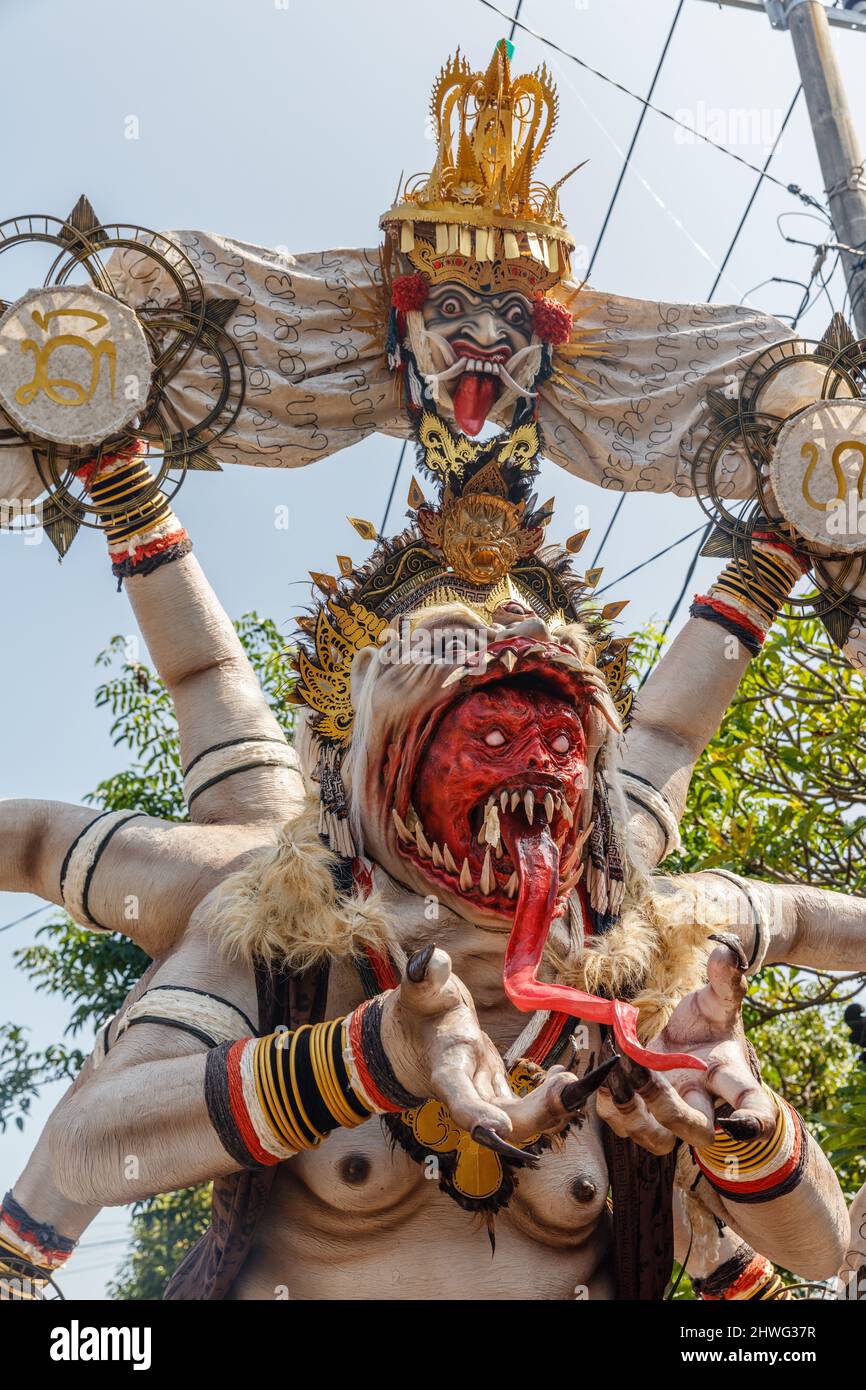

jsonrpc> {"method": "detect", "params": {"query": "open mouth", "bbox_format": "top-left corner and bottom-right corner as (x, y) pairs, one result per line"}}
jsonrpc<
(393, 782), (590, 916)
(449, 339), (512, 436)
(387, 636), (608, 920)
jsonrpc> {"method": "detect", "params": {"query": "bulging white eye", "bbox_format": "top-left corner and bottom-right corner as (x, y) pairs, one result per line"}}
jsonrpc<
(551, 733), (571, 754)
(484, 728), (506, 748)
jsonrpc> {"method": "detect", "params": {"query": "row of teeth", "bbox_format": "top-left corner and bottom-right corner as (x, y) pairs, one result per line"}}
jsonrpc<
(390, 802), (593, 900)
(479, 787), (574, 848)
(392, 806), (518, 896)
(464, 358), (502, 375)
(440, 645), (621, 733)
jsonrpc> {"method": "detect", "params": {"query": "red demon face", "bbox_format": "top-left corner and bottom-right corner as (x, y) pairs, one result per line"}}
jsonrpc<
(410, 680), (589, 913)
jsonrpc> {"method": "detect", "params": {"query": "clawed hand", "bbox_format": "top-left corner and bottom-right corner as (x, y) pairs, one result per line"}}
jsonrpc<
(597, 933), (776, 1154)
(380, 933), (774, 1166)
(379, 944), (615, 1165)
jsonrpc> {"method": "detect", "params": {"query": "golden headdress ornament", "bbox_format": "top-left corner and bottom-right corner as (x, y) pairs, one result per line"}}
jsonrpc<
(287, 418), (633, 757)
(380, 40), (583, 291)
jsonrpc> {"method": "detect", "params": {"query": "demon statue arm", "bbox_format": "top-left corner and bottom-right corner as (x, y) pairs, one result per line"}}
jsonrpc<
(0, 451), (307, 955)
(597, 934), (848, 1279)
(45, 918), (848, 1287)
(615, 616), (751, 868)
(46, 914), (596, 1207)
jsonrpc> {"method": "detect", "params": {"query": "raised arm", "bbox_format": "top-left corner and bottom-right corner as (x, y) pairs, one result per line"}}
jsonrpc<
(616, 537), (803, 867)
(82, 441), (303, 826)
(681, 869), (866, 975)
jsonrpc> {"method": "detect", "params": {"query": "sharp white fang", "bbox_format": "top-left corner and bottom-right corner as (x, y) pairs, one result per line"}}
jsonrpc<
(431, 842), (444, 868)
(442, 665), (468, 688)
(391, 808), (412, 843)
(510, 790), (520, 812)
(500, 790), (509, 812)
(524, 789), (535, 825)
(443, 844), (458, 873)
(480, 848), (494, 895)
(459, 858), (473, 892)
(481, 800), (501, 850)
(561, 801), (574, 826)
(415, 823), (432, 858)
(500, 649), (517, 673)
(505, 872), (519, 898)
(543, 793), (555, 823)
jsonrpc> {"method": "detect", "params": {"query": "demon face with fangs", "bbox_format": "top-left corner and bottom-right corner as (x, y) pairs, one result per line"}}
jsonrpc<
(293, 420), (704, 1072)
(349, 605), (613, 932)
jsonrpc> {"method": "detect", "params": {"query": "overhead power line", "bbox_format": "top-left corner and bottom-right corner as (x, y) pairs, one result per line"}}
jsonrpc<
(380, 440), (408, 535)
(587, 1), (686, 279)
(594, 523), (707, 595)
(476, 0), (823, 208)
(0, 904), (51, 934)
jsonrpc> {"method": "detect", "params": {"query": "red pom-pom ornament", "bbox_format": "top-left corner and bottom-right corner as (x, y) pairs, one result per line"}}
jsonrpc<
(532, 293), (572, 345)
(391, 273), (429, 313)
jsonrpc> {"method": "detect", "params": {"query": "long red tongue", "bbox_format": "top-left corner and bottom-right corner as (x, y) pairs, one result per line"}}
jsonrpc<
(502, 825), (706, 1073)
(452, 372), (497, 436)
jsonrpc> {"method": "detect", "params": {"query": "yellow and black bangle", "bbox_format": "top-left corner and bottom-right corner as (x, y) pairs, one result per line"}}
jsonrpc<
(75, 441), (192, 587)
(692, 1089), (807, 1204)
(690, 539), (803, 657)
(205, 1018), (374, 1169)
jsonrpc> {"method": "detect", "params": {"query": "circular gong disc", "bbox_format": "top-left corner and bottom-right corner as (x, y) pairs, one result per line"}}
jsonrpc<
(770, 398), (866, 553)
(0, 284), (152, 447)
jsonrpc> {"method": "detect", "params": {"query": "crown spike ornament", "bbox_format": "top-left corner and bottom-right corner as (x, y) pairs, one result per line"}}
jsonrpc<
(380, 39), (581, 292)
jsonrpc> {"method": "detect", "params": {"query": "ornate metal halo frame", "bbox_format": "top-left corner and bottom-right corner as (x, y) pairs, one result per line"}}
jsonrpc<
(690, 320), (866, 644)
(0, 198), (245, 555)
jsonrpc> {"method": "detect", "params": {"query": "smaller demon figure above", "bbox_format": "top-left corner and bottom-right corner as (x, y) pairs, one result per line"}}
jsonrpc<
(379, 47), (578, 437)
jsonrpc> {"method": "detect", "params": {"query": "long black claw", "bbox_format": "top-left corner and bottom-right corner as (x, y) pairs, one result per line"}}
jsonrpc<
(471, 1125), (540, 1168)
(620, 1057), (652, 1089)
(708, 932), (749, 972)
(406, 942), (436, 983)
(560, 1055), (619, 1110)
(716, 1113), (763, 1142)
(607, 1061), (636, 1106)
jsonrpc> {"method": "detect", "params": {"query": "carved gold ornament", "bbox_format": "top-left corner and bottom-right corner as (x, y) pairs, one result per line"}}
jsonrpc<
(289, 417), (634, 747)
(0, 286), (152, 448)
(380, 41), (582, 289)
(770, 399), (866, 553)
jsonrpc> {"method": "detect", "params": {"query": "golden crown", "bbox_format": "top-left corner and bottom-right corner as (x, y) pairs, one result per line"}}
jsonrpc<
(380, 40), (581, 288)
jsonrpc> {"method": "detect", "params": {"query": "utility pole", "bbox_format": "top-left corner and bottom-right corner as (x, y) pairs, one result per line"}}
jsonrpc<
(779, 0), (866, 334)
(694, 0), (866, 334)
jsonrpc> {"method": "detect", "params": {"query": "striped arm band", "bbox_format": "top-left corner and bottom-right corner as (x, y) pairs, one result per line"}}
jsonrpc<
(114, 985), (257, 1050)
(75, 440), (192, 587)
(59, 809), (144, 932)
(692, 1089), (807, 1204)
(691, 539), (803, 656)
(0, 1192), (76, 1274)
(205, 1017), (373, 1169)
(204, 1000), (424, 1169)
(618, 770), (681, 860)
(182, 736), (300, 809)
(692, 1244), (787, 1300)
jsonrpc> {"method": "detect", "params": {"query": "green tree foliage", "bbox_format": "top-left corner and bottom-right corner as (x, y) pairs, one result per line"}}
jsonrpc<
(1, 611), (863, 1298)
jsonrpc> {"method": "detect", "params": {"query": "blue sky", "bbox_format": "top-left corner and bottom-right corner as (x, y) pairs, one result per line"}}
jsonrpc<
(2, 0), (865, 1298)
